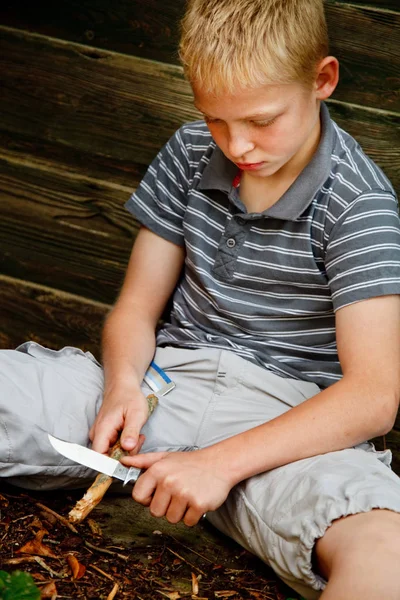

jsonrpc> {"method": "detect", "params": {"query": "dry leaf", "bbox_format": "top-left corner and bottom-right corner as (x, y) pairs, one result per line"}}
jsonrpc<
(40, 581), (57, 597)
(0, 493), (9, 507)
(67, 553), (86, 579)
(17, 529), (58, 558)
(215, 592), (238, 598)
(191, 572), (199, 596)
(29, 517), (44, 530)
(31, 572), (47, 581)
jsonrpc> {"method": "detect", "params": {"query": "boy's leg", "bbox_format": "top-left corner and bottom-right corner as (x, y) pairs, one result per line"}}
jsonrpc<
(315, 509), (400, 599)
(139, 346), (319, 452)
(207, 444), (400, 600)
(0, 342), (105, 489)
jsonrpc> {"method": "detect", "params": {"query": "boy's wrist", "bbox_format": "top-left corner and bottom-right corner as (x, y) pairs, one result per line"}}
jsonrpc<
(201, 440), (250, 488)
(103, 369), (143, 397)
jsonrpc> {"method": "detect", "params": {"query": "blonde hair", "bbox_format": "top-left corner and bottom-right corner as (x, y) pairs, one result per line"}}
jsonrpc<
(179, 0), (329, 94)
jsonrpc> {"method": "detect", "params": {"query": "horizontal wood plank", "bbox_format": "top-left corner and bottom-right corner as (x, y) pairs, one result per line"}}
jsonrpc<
(331, 0), (398, 10)
(0, 129), (149, 192)
(0, 27), (199, 174)
(327, 100), (400, 191)
(326, 2), (400, 112)
(0, 156), (138, 304)
(0, 28), (398, 193)
(0, 0), (183, 65)
(0, 1), (398, 111)
(0, 275), (107, 357)
(393, 411), (400, 432)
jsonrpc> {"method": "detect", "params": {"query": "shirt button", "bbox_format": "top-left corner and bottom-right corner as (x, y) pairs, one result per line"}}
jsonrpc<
(226, 238), (236, 248)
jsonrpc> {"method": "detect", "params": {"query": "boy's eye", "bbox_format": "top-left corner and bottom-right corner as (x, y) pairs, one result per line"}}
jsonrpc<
(203, 116), (277, 127)
(204, 116), (221, 124)
(252, 118), (277, 128)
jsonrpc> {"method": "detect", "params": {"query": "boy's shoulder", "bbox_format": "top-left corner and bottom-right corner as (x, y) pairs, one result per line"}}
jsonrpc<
(166, 119), (215, 165)
(175, 120), (214, 148)
(323, 113), (396, 202)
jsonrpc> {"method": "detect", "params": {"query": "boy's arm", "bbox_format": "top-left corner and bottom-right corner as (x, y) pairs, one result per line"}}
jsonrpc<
(90, 226), (185, 454)
(123, 294), (400, 525)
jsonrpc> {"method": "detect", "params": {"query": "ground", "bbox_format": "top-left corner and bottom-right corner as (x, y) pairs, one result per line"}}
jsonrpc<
(0, 484), (302, 600)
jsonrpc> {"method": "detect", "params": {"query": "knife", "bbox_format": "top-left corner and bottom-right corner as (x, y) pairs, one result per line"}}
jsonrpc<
(48, 434), (142, 486)
(48, 361), (176, 485)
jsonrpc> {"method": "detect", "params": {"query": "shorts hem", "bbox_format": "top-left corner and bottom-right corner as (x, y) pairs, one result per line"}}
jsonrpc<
(298, 498), (400, 591)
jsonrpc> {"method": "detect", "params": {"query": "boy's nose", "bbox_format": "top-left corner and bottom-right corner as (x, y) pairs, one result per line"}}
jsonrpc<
(228, 133), (255, 160)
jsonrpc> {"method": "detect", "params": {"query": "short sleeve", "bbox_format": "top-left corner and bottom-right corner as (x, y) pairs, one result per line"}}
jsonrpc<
(125, 127), (192, 246)
(325, 191), (400, 311)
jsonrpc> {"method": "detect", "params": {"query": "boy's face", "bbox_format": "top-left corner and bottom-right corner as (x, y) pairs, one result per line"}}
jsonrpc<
(193, 81), (321, 181)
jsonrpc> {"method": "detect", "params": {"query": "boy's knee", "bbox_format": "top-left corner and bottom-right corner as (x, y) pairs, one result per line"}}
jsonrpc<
(314, 509), (400, 579)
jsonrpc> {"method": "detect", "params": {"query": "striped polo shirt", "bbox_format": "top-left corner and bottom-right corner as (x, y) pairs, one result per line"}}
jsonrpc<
(125, 103), (400, 389)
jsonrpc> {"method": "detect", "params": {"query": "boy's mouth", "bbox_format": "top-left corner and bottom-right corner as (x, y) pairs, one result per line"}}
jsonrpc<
(235, 161), (266, 171)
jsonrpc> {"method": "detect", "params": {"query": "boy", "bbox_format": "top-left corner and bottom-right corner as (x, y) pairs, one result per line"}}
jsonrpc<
(2, 0), (400, 598)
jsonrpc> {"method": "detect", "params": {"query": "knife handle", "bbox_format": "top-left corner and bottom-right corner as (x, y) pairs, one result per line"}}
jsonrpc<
(123, 467), (142, 486)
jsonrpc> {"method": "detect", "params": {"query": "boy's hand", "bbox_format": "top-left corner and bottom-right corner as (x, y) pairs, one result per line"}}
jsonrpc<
(121, 449), (233, 526)
(90, 381), (149, 454)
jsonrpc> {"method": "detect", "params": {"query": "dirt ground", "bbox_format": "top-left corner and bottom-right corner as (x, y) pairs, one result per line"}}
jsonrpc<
(0, 484), (302, 599)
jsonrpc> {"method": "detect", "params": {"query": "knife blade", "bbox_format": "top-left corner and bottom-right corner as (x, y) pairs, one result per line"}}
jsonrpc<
(48, 434), (141, 486)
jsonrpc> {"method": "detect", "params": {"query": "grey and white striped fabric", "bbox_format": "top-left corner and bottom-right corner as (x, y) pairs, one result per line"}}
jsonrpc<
(125, 103), (400, 389)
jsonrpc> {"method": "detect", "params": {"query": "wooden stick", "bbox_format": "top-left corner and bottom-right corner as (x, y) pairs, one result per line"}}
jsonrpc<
(68, 394), (158, 524)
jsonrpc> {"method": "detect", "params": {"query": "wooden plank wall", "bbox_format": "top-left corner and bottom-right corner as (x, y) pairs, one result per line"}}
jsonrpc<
(1, 1), (399, 468)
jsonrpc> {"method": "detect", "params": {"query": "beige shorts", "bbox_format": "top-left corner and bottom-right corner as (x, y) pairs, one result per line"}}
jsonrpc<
(2, 342), (400, 599)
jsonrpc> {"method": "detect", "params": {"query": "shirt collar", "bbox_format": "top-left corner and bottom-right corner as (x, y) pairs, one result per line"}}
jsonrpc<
(198, 102), (334, 221)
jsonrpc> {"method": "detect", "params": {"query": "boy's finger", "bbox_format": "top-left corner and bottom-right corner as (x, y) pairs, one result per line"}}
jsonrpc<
(91, 423), (119, 454)
(128, 434), (146, 456)
(120, 428), (139, 451)
(120, 405), (150, 451)
(121, 451), (169, 468)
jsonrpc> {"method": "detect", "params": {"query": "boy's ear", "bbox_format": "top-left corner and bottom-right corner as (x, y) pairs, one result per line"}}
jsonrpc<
(314, 56), (339, 101)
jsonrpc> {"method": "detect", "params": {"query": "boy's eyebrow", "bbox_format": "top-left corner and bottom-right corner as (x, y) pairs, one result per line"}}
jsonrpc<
(194, 104), (277, 120)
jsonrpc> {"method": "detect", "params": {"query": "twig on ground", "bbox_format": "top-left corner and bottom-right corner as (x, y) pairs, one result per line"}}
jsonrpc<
(3, 556), (37, 566)
(88, 564), (115, 581)
(84, 540), (129, 561)
(166, 547), (207, 576)
(169, 535), (214, 563)
(34, 556), (66, 578)
(107, 581), (120, 599)
(36, 502), (79, 534)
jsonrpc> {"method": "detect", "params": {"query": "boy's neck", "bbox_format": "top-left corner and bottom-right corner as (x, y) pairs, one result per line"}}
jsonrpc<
(240, 112), (322, 213)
